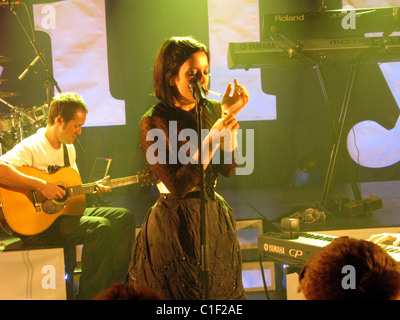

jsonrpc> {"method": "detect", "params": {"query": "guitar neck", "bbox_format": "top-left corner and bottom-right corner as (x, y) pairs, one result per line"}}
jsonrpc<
(105, 176), (140, 188)
(68, 176), (140, 197)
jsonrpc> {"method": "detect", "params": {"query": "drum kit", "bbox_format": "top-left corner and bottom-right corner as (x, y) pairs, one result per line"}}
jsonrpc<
(0, 55), (49, 155)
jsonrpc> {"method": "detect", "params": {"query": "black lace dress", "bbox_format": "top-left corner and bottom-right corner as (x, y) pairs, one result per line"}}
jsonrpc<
(128, 100), (246, 300)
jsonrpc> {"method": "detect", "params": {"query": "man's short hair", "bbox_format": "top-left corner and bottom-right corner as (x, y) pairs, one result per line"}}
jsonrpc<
(47, 92), (88, 125)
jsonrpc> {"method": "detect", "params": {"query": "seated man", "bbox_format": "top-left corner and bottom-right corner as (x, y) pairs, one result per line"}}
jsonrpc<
(298, 237), (400, 300)
(0, 92), (135, 299)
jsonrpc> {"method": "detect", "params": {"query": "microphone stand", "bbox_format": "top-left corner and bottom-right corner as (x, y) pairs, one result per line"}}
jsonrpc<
(10, 6), (61, 100)
(189, 78), (209, 299)
(9, 5), (85, 152)
(195, 99), (209, 300)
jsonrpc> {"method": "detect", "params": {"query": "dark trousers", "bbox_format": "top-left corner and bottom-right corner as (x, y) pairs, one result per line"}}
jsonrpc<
(18, 206), (136, 299)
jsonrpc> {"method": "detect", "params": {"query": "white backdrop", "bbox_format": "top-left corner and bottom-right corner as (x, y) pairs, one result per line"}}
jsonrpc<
(207, 0), (277, 121)
(344, 0), (400, 168)
(33, 0), (126, 127)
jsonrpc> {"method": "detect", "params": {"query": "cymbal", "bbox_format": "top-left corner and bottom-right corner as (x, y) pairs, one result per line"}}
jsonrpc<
(0, 92), (20, 98)
(0, 79), (8, 83)
(0, 56), (11, 63)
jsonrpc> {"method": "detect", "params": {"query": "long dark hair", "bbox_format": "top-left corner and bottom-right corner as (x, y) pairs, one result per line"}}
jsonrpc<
(153, 36), (210, 107)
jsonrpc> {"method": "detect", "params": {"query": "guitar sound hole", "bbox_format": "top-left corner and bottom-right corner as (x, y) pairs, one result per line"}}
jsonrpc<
(55, 185), (69, 203)
(42, 184), (69, 215)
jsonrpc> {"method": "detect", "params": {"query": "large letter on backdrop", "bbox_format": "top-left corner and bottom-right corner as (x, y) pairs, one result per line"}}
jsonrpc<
(344, 0), (400, 168)
(33, 0), (126, 127)
(207, 0), (276, 121)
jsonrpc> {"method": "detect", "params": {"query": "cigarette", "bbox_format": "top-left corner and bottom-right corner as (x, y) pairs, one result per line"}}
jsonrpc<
(207, 90), (223, 97)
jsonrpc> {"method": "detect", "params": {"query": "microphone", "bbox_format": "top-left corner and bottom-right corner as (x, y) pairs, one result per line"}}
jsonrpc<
(188, 78), (207, 106)
(0, 1), (20, 7)
(18, 54), (41, 80)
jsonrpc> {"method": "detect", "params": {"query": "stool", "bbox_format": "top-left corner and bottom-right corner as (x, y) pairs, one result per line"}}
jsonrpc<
(0, 233), (78, 300)
(63, 245), (77, 300)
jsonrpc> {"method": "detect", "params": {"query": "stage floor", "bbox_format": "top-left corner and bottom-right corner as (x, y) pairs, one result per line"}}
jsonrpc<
(107, 179), (400, 233)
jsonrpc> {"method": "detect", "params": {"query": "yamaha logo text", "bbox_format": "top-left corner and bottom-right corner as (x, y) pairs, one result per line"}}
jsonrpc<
(263, 243), (285, 255)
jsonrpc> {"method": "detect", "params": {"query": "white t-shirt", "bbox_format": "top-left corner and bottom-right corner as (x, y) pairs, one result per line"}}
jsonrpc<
(0, 128), (79, 174)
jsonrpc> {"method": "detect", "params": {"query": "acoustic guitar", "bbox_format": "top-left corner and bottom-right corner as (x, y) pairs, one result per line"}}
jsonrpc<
(0, 166), (151, 236)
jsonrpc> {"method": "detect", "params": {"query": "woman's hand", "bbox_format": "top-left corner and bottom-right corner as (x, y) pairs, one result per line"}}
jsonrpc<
(210, 113), (239, 152)
(221, 79), (249, 116)
(211, 113), (240, 132)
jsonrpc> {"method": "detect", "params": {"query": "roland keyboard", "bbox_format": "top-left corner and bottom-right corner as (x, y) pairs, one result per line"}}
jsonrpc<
(258, 232), (400, 266)
(228, 7), (400, 69)
(262, 7), (400, 40)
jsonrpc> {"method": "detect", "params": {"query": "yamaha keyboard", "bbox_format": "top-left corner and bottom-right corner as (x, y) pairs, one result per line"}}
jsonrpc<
(258, 232), (400, 267)
(227, 36), (400, 69)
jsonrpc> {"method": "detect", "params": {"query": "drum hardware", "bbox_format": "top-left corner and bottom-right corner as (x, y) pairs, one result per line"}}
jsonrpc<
(29, 103), (49, 123)
(23, 103), (49, 136)
(0, 134), (11, 156)
(0, 97), (35, 124)
(0, 112), (12, 132)
(12, 108), (23, 143)
(0, 97), (41, 151)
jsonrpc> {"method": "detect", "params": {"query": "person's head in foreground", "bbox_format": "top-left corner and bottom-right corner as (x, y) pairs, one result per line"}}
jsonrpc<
(298, 237), (400, 300)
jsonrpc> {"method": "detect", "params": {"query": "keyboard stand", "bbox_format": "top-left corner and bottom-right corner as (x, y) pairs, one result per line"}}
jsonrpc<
(315, 61), (363, 209)
(313, 43), (387, 211)
(270, 32), (368, 211)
